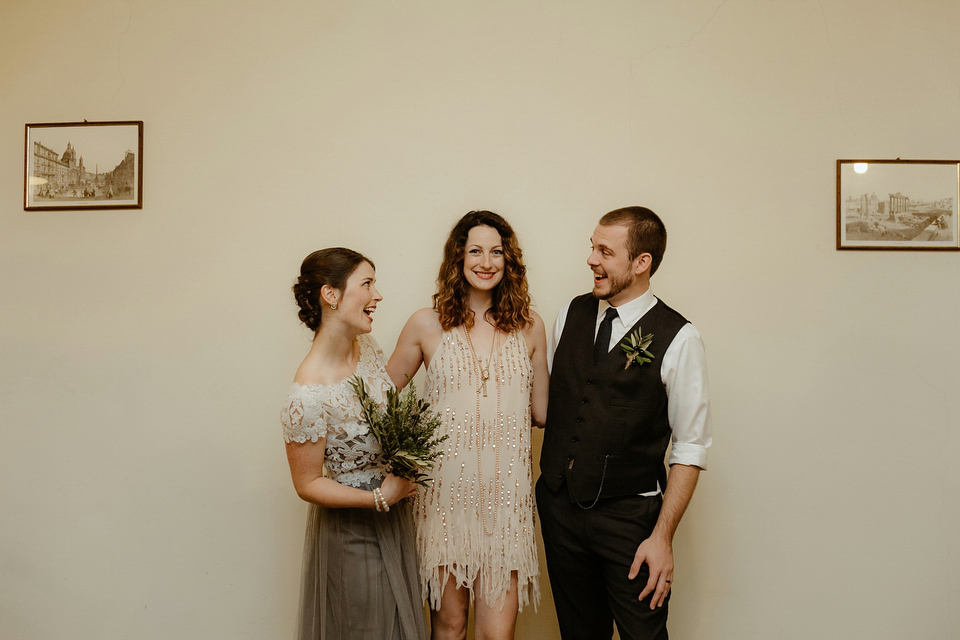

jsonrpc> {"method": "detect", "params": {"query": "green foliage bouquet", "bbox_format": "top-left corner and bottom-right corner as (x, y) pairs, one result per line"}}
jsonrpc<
(349, 376), (448, 486)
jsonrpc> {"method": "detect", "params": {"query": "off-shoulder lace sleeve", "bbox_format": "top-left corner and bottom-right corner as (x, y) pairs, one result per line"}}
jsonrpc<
(281, 386), (328, 444)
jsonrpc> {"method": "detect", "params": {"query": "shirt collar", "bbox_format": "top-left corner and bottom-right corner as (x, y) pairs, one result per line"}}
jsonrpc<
(597, 289), (657, 328)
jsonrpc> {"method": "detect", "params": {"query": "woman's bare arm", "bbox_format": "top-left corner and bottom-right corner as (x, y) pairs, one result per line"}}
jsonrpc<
(525, 311), (550, 427)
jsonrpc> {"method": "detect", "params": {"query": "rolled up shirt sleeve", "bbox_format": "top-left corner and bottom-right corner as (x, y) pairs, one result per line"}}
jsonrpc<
(662, 323), (712, 469)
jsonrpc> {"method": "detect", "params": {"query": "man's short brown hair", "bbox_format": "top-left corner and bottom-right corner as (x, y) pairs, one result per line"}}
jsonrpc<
(598, 206), (667, 276)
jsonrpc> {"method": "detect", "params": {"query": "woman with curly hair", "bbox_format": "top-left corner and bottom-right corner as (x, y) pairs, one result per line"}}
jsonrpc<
(388, 211), (548, 640)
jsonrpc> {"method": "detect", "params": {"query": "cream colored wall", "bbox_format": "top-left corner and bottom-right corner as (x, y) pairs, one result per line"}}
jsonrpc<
(2, 1), (958, 638)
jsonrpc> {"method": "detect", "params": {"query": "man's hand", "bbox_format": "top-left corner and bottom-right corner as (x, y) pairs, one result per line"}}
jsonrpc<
(629, 534), (674, 609)
(627, 464), (701, 610)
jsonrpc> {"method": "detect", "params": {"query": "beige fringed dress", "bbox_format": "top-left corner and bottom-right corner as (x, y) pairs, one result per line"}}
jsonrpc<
(415, 327), (540, 612)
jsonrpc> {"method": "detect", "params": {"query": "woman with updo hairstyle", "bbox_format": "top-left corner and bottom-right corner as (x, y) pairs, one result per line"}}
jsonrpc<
(388, 212), (548, 640)
(281, 247), (427, 640)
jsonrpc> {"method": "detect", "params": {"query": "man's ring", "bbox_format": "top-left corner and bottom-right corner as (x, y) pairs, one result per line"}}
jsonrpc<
(665, 580), (672, 584)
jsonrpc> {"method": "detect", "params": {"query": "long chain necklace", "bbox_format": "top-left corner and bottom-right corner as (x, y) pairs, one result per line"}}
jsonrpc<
(462, 325), (502, 536)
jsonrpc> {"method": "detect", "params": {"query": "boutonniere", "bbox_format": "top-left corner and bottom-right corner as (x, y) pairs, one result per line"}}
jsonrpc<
(620, 328), (654, 369)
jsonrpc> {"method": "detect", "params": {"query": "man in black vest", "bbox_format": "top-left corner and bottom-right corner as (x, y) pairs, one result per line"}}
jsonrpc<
(537, 206), (712, 640)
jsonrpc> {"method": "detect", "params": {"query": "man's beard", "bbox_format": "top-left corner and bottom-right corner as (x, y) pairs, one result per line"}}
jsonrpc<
(593, 269), (633, 300)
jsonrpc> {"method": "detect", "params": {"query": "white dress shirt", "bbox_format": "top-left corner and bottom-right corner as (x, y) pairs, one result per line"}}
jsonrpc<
(548, 289), (712, 471)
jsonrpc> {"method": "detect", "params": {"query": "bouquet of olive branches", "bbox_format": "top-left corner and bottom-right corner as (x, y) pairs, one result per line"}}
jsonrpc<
(349, 375), (448, 486)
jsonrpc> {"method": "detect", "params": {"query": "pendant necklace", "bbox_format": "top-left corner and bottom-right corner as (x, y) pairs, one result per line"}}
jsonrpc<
(464, 325), (497, 397)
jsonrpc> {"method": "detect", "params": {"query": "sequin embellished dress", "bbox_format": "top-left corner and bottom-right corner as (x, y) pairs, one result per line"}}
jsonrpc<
(415, 327), (540, 611)
(281, 335), (427, 640)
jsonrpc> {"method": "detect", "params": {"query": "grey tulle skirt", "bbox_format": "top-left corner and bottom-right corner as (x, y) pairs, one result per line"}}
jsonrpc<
(295, 485), (427, 640)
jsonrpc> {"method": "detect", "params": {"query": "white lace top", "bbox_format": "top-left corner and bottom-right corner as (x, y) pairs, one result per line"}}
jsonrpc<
(280, 334), (392, 488)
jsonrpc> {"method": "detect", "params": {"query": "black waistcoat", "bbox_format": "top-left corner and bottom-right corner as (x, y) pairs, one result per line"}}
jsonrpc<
(540, 293), (689, 503)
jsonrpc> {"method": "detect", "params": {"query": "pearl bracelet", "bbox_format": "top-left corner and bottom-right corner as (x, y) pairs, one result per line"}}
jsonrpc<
(373, 487), (389, 513)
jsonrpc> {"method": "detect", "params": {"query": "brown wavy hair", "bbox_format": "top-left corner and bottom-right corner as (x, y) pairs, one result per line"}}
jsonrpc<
(433, 211), (532, 332)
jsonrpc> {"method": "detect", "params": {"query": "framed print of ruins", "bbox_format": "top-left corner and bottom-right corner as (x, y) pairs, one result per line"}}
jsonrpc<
(837, 159), (959, 250)
(24, 121), (143, 211)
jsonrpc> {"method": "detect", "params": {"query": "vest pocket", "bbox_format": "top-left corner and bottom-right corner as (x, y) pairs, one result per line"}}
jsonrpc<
(600, 454), (662, 496)
(608, 398), (659, 410)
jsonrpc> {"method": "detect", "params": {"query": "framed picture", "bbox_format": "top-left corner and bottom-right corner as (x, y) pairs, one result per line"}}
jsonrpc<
(24, 121), (143, 211)
(837, 159), (959, 250)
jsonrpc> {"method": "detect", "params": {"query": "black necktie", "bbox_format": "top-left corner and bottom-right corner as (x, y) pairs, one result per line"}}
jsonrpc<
(594, 307), (619, 364)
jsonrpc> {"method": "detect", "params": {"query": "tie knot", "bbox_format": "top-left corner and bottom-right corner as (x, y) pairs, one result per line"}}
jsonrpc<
(604, 307), (619, 322)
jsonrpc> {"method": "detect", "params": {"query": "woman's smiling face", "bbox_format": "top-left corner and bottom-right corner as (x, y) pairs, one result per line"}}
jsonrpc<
(337, 260), (382, 334)
(462, 225), (505, 293)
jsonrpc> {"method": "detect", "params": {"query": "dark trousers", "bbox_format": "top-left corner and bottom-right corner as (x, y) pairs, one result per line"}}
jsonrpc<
(536, 477), (669, 640)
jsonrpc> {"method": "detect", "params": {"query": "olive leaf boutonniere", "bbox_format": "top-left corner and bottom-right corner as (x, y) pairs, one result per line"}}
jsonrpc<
(620, 328), (654, 369)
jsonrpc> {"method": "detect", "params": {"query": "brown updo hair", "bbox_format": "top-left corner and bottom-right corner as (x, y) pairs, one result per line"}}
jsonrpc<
(292, 247), (374, 332)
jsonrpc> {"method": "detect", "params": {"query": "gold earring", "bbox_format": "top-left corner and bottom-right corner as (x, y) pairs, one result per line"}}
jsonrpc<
(331, 303), (338, 310)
